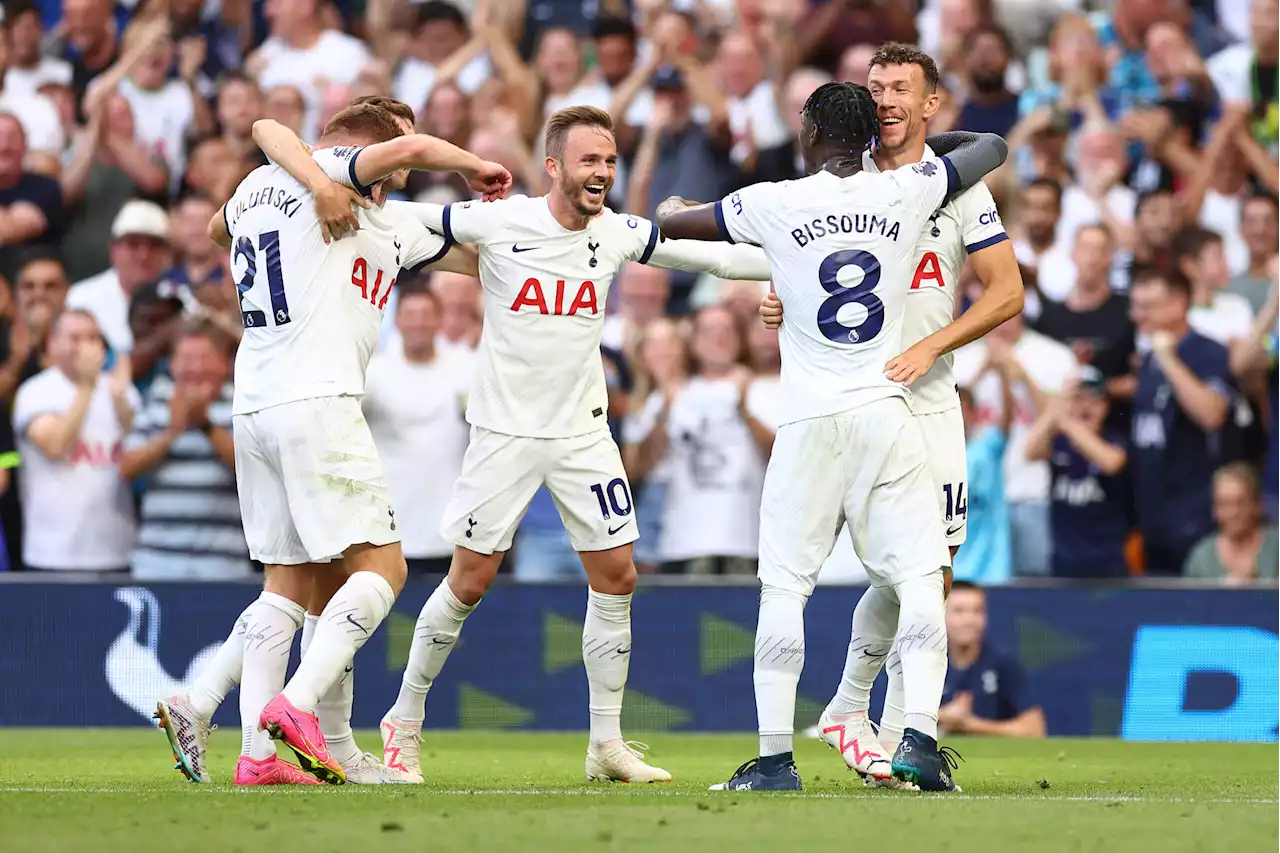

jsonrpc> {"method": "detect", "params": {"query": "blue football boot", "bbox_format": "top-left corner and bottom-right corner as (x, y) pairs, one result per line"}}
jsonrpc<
(709, 755), (804, 791)
(890, 728), (963, 792)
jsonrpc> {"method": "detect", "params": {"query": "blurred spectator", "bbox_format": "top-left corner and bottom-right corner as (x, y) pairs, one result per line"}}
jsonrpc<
(602, 263), (671, 354)
(182, 134), (251, 202)
(407, 83), (472, 203)
(1226, 194), (1280, 314)
(120, 324), (246, 580)
(798, 0), (917, 75)
(717, 29), (789, 168)
(956, 25), (1020, 138)
(1011, 177), (1065, 293)
(1057, 126), (1135, 252)
(1175, 226), (1254, 346)
(1123, 187), (1181, 286)
(249, 0), (371, 141)
(1227, 272), (1278, 518)
(66, 199), (171, 356)
(0, 255), (69, 400)
(126, 284), (185, 396)
(1206, 0), (1278, 156)
(1130, 268), (1236, 574)
(61, 95), (170, 281)
(13, 310), (137, 572)
(955, 315), (1077, 576)
(939, 581), (1047, 738)
(951, 380), (1012, 586)
(751, 66), (830, 183)
(1018, 15), (1120, 126)
(1031, 225), (1136, 402)
(261, 84), (307, 139)
(389, 1), (490, 115)
(1026, 367), (1132, 579)
(0, 11), (67, 175)
(1, 2), (73, 96)
(364, 285), (471, 575)
(625, 305), (777, 574)
(215, 73), (265, 165)
(158, 194), (228, 304)
(56, 0), (121, 107)
(426, 270), (482, 362)
(167, 0), (250, 95)
(1184, 462), (1279, 583)
(0, 114), (63, 282)
(836, 43), (876, 87)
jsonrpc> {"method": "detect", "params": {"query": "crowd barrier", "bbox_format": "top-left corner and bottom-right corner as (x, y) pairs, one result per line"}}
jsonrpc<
(1, 581), (1275, 740)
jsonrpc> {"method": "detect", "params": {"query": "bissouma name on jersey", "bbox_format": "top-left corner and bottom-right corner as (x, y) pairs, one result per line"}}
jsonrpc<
(791, 213), (902, 248)
(228, 185), (304, 228)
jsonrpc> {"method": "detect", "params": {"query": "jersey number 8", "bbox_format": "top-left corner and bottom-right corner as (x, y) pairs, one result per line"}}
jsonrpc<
(816, 249), (883, 345)
(235, 231), (292, 329)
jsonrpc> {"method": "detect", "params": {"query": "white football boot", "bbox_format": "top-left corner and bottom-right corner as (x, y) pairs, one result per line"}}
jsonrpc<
(817, 708), (898, 786)
(155, 694), (214, 783)
(585, 741), (672, 783)
(380, 712), (424, 780)
(343, 751), (423, 784)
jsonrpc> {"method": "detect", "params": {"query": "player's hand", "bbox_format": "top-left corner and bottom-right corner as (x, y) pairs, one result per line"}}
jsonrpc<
(313, 182), (369, 244)
(466, 160), (513, 202)
(759, 283), (783, 330)
(74, 338), (106, 387)
(655, 196), (696, 225)
(884, 338), (941, 386)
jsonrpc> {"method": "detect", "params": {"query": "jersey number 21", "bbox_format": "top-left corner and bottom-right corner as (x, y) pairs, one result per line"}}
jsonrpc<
(235, 231), (291, 329)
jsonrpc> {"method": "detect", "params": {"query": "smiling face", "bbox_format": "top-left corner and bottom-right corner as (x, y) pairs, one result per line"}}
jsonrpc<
(867, 62), (938, 156)
(547, 123), (616, 218)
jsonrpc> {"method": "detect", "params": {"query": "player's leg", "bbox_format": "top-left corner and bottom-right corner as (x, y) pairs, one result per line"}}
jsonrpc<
(382, 427), (544, 777)
(713, 417), (846, 792)
(870, 407), (966, 757)
(856, 410), (958, 791)
(545, 430), (669, 782)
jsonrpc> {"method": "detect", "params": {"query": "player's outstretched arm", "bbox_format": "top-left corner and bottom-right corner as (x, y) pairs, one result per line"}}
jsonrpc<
(937, 133), (1008, 197)
(646, 233), (772, 281)
(654, 196), (725, 242)
(427, 244), (480, 277)
(207, 207), (232, 249)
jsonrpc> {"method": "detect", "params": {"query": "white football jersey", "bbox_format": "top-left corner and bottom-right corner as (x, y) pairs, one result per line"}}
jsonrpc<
(228, 149), (448, 415)
(388, 195), (772, 439)
(717, 162), (953, 426)
(863, 146), (1007, 414)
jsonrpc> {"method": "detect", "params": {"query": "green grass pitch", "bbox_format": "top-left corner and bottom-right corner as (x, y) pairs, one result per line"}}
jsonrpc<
(0, 729), (1275, 852)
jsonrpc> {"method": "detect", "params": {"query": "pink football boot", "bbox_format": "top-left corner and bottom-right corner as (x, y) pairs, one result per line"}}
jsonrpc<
(259, 694), (346, 785)
(234, 755), (324, 786)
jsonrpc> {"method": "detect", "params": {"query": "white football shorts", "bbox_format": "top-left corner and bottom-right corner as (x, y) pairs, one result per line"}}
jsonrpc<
(233, 395), (398, 565)
(915, 405), (969, 547)
(759, 396), (951, 594)
(440, 426), (639, 555)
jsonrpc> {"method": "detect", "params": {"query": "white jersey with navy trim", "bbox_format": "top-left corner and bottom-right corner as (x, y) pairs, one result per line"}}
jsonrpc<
(716, 161), (953, 426)
(229, 149), (446, 415)
(863, 146), (1008, 414)
(387, 195), (772, 440)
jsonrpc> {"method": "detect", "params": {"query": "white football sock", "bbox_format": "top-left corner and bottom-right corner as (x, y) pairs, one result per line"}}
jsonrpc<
(301, 613), (360, 766)
(282, 571), (395, 712)
(187, 601), (252, 720)
(827, 585), (898, 716)
(390, 578), (475, 723)
(879, 643), (906, 755)
(300, 613), (318, 658)
(754, 585), (807, 757)
(583, 589), (631, 746)
(240, 591), (305, 759)
(893, 570), (948, 739)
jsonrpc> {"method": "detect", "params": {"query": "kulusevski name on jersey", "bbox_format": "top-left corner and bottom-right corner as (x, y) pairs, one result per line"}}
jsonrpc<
(228, 148), (447, 416)
(715, 161), (952, 426)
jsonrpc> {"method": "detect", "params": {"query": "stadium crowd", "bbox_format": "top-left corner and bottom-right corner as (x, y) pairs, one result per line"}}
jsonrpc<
(0, 0), (1274, 585)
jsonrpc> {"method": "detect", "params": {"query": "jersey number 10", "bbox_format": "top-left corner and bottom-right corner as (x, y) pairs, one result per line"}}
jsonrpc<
(235, 231), (291, 329)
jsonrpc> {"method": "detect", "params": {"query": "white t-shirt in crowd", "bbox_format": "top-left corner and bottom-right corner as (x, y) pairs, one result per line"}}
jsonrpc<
(727, 81), (790, 166)
(230, 148), (447, 415)
(1056, 183), (1136, 250)
(119, 78), (195, 193)
(952, 330), (1078, 504)
(0, 88), (65, 157)
(68, 269), (135, 354)
(255, 30), (372, 140)
(394, 53), (492, 113)
(1198, 189), (1249, 276)
(630, 375), (781, 561)
(13, 369), (140, 570)
(1189, 291), (1255, 346)
(364, 348), (472, 558)
(2, 58), (74, 95)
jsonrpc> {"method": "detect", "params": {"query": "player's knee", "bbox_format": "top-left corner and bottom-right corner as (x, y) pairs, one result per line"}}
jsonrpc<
(263, 564), (313, 607)
(447, 547), (501, 604)
(580, 546), (636, 594)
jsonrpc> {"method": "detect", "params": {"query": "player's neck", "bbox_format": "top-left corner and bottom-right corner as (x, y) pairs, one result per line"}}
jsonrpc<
(546, 192), (591, 232)
(873, 136), (927, 171)
(817, 152), (863, 178)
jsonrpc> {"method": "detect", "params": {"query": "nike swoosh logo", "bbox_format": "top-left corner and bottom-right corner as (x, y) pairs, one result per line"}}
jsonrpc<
(615, 646), (631, 655)
(345, 613), (369, 634)
(511, 244), (535, 253)
(946, 524), (965, 536)
(608, 521), (631, 535)
(430, 637), (455, 646)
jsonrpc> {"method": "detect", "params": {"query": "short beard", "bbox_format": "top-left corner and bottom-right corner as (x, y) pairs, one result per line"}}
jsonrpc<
(971, 73), (1005, 95)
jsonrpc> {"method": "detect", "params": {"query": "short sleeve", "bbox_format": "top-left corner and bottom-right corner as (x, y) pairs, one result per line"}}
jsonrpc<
(397, 216), (451, 270)
(311, 146), (371, 197)
(955, 182), (1008, 255)
(715, 182), (774, 246)
(12, 376), (57, 436)
(442, 198), (513, 246)
(883, 159), (951, 215)
(615, 214), (659, 264)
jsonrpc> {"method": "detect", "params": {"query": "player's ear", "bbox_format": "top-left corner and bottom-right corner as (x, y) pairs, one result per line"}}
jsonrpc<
(544, 156), (559, 181)
(922, 91), (941, 121)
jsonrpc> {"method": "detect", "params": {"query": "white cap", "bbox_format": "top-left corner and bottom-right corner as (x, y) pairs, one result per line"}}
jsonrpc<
(111, 199), (169, 241)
